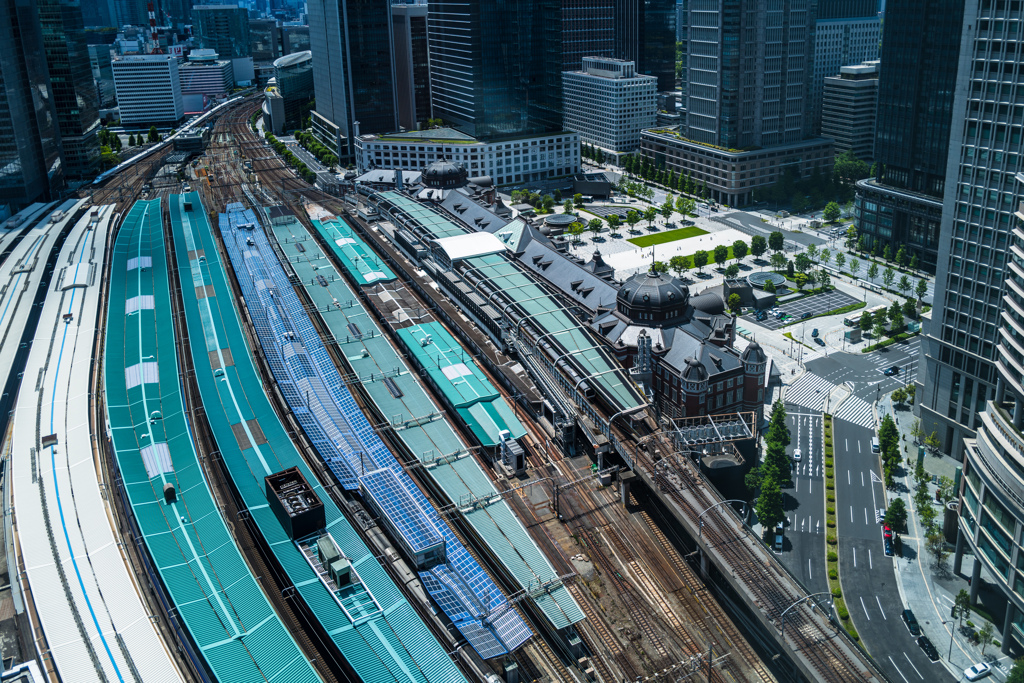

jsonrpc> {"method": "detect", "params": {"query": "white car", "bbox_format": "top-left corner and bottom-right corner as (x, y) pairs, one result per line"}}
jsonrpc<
(964, 663), (992, 681)
(792, 449), (802, 461)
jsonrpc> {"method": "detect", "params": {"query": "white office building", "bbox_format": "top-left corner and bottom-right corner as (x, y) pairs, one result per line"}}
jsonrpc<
(179, 49), (234, 98)
(355, 128), (580, 187)
(562, 57), (657, 161)
(821, 60), (880, 162)
(112, 55), (184, 126)
(812, 16), (881, 134)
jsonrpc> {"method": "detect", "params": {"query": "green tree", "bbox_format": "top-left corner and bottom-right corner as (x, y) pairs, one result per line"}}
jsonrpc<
(567, 221), (585, 243)
(768, 400), (790, 446)
(669, 255), (690, 278)
(832, 149), (871, 184)
(883, 267), (896, 290)
(607, 214), (620, 233)
(587, 218), (604, 238)
(573, 193), (584, 207)
(676, 196), (695, 215)
(725, 264), (740, 279)
(867, 262), (879, 282)
(892, 387), (908, 406)
(916, 279), (928, 300)
(541, 195), (555, 213)
(872, 321), (886, 339)
(787, 260), (795, 279)
(896, 246), (908, 268)
(845, 225), (859, 250)
(693, 250), (709, 273)
(834, 252), (846, 272)
(148, 125), (159, 143)
(1007, 658), (1024, 683)
(728, 292), (742, 312)
(128, 134), (136, 146)
(806, 243), (818, 262)
(953, 589), (971, 629)
(625, 210), (640, 231)
(902, 299), (916, 319)
(817, 269), (830, 290)
(764, 279), (777, 294)
(884, 498), (908, 532)
(979, 623), (994, 654)
(823, 201), (841, 223)
(744, 466), (764, 495)
(819, 248), (831, 266)
(850, 258), (860, 278)
(756, 475), (785, 537)
(553, 189), (562, 202)
(925, 430), (941, 453)
(751, 235), (767, 260)
(732, 239), (748, 263)
(909, 253), (919, 271)
(644, 206), (659, 229)
(794, 253), (812, 273)
(662, 197), (675, 221)
(713, 244), (729, 267)
(768, 231), (785, 253)
(652, 260), (670, 274)
(883, 244), (893, 261)
(562, 199), (575, 215)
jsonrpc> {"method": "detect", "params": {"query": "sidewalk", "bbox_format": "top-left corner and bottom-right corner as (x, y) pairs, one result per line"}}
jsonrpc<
(877, 395), (1017, 679)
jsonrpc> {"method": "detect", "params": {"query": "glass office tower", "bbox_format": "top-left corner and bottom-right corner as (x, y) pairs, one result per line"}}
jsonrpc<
(427, 0), (563, 141)
(916, 0), (1024, 458)
(38, 0), (100, 180)
(0, 0), (64, 208)
(854, 0), (963, 274)
(613, 0), (676, 92)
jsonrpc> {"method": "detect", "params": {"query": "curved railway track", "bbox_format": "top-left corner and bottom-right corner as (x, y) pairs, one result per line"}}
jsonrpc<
(207, 96), (881, 683)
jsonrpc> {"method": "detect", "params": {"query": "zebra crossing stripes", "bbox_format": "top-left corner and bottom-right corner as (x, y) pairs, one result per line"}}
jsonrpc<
(832, 394), (875, 428)
(783, 373), (834, 410)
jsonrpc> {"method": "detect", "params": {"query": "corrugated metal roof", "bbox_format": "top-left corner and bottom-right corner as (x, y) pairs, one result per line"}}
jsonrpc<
(272, 214), (583, 631)
(313, 218), (396, 286)
(105, 199), (321, 683)
(169, 193), (467, 683)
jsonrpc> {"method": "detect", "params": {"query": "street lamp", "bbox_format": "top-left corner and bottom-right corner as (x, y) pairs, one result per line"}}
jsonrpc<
(780, 592), (835, 643)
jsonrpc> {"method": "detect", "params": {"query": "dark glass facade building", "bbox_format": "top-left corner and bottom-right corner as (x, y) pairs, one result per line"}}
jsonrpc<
(392, 2), (429, 131)
(561, 0), (615, 72)
(307, 0), (397, 157)
(853, 0), (963, 274)
(817, 0), (876, 18)
(193, 5), (251, 59)
(614, 0), (676, 91)
(428, 0), (563, 141)
(0, 0), (64, 208)
(39, 0), (99, 180)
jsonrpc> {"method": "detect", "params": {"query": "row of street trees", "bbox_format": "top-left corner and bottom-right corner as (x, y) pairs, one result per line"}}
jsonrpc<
(747, 401), (791, 537)
(621, 154), (710, 199)
(802, 240), (929, 299)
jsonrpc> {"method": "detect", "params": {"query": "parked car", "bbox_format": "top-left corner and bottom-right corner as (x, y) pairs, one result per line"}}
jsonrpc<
(917, 635), (939, 661)
(901, 609), (920, 636)
(802, 312), (813, 319)
(884, 538), (893, 556)
(964, 663), (992, 681)
(774, 531), (783, 552)
(884, 365), (900, 376)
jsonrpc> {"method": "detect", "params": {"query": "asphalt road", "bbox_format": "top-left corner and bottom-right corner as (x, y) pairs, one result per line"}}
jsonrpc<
(832, 418), (947, 683)
(806, 336), (922, 399)
(777, 411), (828, 595)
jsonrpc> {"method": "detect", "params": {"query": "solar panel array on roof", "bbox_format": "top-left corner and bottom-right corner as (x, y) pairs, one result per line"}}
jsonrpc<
(284, 214), (584, 634)
(220, 203), (527, 659)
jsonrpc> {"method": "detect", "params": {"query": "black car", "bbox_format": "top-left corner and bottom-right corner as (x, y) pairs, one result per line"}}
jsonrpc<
(901, 609), (920, 636)
(802, 312), (813, 319)
(918, 635), (940, 661)
(814, 337), (826, 347)
(884, 365), (900, 376)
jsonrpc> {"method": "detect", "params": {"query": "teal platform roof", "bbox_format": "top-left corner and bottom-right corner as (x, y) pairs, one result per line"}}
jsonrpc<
(105, 199), (321, 683)
(168, 193), (466, 683)
(313, 217), (395, 286)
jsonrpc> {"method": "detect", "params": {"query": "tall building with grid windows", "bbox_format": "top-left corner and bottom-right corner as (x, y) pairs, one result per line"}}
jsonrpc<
(811, 14), (880, 134)
(955, 174), (1024, 655)
(0, 0), (64, 209)
(562, 0), (615, 72)
(916, 0), (1024, 459)
(307, 0), (396, 159)
(613, 0), (676, 91)
(853, 0), (963, 275)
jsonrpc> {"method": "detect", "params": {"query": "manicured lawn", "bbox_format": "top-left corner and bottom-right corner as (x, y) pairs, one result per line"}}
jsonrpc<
(627, 225), (709, 247)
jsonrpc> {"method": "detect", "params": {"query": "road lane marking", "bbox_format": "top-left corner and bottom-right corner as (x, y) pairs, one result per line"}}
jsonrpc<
(860, 596), (872, 620)
(848, 470), (851, 485)
(809, 478), (812, 494)
(861, 471), (865, 486)
(903, 653), (923, 679)
(876, 596), (887, 619)
(845, 438), (849, 450)
(888, 657), (910, 683)
(853, 547), (856, 567)
(795, 476), (799, 493)
(865, 508), (869, 525)
(858, 440), (862, 453)
(808, 559), (812, 579)
(869, 548), (873, 569)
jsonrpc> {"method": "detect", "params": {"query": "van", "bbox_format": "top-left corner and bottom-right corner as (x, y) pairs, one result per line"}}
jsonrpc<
(871, 437), (880, 453)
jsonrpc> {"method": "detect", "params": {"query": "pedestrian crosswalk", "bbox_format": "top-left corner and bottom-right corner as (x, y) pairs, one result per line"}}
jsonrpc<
(832, 394), (875, 428)
(783, 372), (833, 410)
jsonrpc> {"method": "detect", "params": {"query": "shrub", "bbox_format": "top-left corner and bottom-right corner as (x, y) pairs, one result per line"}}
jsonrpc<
(825, 458), (834, 467)
(826, 482), (834, 490)
(847, 626), (860, 641)
(827, 534), (838, 546)
(828, 551), (838, 562)
(827, 494), (835, 502)
(827, 519), (836, 528)
(832, 587), (842, 599)
(826, 506), (835, 515)
(828, 568), (838, 580)
(836, 603), (849, 620)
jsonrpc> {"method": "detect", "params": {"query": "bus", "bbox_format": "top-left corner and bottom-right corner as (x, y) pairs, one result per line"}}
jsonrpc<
(845, 305), (886, 326)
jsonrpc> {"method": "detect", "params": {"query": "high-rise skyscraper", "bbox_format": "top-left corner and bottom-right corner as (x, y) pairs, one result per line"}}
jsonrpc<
(193, 5), (251, 59)
(614, 0), (676, 91)
(38, 0), (100, 180)
(391, 1), (429, 131)
(811, 7), (880, 134)
(561, 0), (615, 72)
(853, 0), (962, 275)
(0, 0), (64, 208)
(307, 0), (397, 157)
(427, 0), (563, 141)
(916, 0), (1024, 458)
